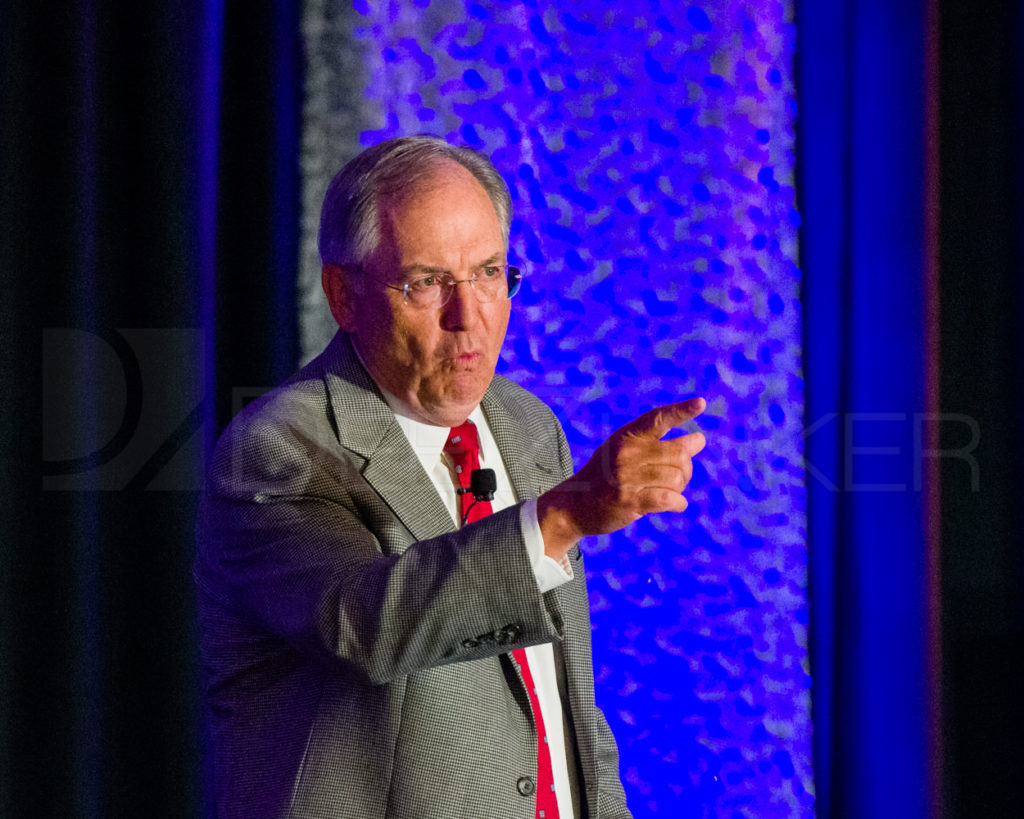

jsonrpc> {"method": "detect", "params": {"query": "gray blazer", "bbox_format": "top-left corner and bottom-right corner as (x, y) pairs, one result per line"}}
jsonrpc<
(195, 333), (631, 819)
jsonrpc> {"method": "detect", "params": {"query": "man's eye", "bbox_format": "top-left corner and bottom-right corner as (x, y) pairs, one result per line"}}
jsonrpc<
(480, 266), (502, 279)
(409, 275), (439, 290)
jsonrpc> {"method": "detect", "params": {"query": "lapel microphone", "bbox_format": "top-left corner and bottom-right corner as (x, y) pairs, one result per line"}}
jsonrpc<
(468, 468), (496, 501)
(460, 468), (497, 524)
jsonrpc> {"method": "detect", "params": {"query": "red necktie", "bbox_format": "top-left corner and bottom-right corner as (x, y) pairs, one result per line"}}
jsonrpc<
(443, 421), (560, 819)
(444, 421), (493, 524)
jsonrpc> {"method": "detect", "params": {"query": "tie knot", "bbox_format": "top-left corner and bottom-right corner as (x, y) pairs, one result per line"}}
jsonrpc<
(444, 421), (482, 485)
(444, 421), (481, 458)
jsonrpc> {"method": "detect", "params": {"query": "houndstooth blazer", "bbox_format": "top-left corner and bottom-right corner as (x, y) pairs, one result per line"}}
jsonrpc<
(195, 332), (632, 819)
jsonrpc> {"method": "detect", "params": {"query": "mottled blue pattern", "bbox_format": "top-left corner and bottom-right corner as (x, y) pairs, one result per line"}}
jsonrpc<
(348, 2), (810, 815)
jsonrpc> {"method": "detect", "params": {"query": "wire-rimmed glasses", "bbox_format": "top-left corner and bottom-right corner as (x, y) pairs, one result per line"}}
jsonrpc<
(358, 264), (523, 309)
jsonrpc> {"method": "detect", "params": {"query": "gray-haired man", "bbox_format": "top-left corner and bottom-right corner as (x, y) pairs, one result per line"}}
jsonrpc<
(196, 135), (705, 818)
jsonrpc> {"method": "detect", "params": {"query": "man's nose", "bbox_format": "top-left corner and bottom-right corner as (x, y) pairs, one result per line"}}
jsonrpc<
(439, 280), (480, 331)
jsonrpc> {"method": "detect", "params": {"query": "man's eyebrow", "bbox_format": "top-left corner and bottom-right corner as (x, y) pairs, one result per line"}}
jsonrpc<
(397, 253), (505, 276)
(398, 263), (447, 276)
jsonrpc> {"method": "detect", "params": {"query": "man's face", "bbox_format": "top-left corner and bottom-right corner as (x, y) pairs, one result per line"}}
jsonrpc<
(325, 160), (511, 427)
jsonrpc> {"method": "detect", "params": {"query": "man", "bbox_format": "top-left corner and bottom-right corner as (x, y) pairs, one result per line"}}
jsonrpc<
(195, 136), (705, 819)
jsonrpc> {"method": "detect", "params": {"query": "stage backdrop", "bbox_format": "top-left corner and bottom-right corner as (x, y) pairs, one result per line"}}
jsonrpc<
(298, 2), (809, 816)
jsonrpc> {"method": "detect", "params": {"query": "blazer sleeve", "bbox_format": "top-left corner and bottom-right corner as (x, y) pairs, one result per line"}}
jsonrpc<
(196, 407), (565, 687)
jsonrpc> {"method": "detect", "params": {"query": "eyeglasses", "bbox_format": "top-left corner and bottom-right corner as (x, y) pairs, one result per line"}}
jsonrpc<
(358, 264), (523, 309)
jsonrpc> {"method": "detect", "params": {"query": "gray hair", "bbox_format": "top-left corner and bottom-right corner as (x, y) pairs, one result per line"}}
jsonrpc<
(318, 135), (513, 267)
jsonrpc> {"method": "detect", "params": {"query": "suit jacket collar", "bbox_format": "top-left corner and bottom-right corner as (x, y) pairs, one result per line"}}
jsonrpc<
(480, 380), (555, 504)
(318, 332), (554, 545)
(318, 331), (394, 459)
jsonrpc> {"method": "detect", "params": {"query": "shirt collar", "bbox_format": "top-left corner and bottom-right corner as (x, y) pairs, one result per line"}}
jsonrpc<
(384, 396), (490, 478)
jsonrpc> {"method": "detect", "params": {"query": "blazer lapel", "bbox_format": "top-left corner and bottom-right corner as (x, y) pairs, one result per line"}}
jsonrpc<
(320, 333), (455, 546)
(319, 334), (564, 544)
(361, 427), (456, 543)
(481, 385), (563, 503)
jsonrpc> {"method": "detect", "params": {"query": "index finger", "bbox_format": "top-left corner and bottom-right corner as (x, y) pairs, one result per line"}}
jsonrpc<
(623, 397), (706, 439)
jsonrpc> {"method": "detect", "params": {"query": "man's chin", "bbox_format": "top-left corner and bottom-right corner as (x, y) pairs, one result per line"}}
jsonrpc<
(418, 382), (491, 426)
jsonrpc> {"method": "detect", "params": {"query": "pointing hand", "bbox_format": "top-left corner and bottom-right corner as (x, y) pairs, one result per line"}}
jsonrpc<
(537, 397), (707, 559)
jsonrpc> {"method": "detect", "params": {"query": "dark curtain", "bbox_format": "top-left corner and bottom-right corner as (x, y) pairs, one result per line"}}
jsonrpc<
(1, 2), (301, 816)
(799, 0), (1024, 816)
(798, 0), (935, 815)
(938, 0), (1024, 815)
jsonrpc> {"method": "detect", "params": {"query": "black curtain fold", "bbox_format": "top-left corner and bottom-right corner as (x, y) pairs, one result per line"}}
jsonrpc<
(938, 1), (1024, 814)
(2, 2), (300, 815)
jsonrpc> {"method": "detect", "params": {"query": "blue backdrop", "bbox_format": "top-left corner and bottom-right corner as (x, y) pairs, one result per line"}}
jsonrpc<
(301, 2), (812, 815)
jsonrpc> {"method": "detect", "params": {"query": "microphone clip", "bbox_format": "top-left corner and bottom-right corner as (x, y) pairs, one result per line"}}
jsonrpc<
(461, 468), (497, 524)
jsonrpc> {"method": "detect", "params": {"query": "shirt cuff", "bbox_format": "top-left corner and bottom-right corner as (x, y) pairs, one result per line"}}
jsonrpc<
(520, 497), (574, 593)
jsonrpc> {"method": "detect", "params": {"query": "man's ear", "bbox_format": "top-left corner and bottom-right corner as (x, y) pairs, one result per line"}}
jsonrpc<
(322, 264), (358, 331)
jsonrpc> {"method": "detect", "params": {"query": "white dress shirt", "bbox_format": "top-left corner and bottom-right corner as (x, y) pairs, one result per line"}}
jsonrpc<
(384, 397), (577, 819)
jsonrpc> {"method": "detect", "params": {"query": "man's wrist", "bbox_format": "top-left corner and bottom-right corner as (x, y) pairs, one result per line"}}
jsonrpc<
(536, 487), (584, 562)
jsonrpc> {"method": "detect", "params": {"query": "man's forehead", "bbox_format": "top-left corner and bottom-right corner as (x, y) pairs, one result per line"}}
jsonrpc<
(371, 165), (503, 261)
(379, 158), (484, 208)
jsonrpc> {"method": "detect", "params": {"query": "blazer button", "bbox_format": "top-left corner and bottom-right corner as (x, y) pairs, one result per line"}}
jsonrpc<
(517, 776), (536, 796)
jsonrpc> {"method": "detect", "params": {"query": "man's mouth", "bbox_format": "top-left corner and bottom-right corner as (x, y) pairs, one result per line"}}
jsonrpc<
(444, 350), (482, 368)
